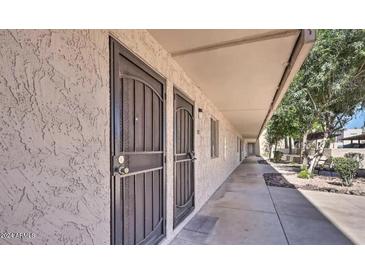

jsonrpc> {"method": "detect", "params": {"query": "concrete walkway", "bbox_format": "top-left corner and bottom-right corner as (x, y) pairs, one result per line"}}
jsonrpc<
(170, 156), (365, 244)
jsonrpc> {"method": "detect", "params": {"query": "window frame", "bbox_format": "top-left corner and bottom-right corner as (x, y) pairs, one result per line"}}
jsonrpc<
(211, 117), (219, 158)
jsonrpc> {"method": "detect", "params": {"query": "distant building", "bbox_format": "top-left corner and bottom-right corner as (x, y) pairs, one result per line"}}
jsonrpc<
(334, 127), (365, 148)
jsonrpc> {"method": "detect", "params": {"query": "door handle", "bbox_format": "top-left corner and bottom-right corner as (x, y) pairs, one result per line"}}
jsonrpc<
(188, 152), (197, 161)
(116, 166), (129, 175)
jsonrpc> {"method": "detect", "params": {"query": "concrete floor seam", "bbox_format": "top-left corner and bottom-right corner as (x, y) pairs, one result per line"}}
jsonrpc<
(266, 185), (290, 245)
(211, 204), (277, 215)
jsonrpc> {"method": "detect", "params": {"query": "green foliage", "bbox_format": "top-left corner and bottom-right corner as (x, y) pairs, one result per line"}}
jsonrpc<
(298, 30), (365, 135)
(265, 115), (285, 147)
(297, 167), (312, 179)
(344, 152), (364, 161)
(266, 84), (313, 146)
(265, 30), (365, 174)
(270, 30), (365, 136)
(333, 157), (360, 186)
(345, 152), (365, 168)
(273, 151), (283, 163)
(279, 78), (316, 139)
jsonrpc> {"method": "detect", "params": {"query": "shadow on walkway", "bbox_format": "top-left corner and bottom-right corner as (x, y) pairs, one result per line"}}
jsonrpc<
(170, 156), (353, 245)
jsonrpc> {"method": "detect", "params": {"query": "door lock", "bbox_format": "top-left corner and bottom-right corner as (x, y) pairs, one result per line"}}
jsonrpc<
(117, 166), (129, 175)
(118, 155), (125, 164)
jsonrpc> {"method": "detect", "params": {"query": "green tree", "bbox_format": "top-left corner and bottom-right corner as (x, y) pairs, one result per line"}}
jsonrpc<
(265, 114), (285, 159)
(265, 30), (365, 172)
(265, 76), (316, 164)
(265, 93), (305, 159)
(300, 30), (365, 174)
(279, 80), (315, 164)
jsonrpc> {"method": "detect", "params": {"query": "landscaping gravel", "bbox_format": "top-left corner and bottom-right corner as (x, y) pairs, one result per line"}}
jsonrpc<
(264, 161), (365, 196)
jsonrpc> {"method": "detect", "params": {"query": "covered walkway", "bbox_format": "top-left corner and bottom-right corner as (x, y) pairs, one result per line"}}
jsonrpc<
(171, 156), (355, 244)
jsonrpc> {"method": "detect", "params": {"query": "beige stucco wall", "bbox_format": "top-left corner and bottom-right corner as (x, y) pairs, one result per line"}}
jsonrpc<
(323, 148), (365, 168)
(0, 30), (242, 244)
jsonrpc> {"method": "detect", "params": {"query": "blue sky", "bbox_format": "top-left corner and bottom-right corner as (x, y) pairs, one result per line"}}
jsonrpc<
(346, 110), (365, 129)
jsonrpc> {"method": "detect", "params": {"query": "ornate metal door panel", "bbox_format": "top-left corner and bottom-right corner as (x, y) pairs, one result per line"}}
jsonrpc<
(110, 38), (165, 245)
(240, 139), (243, 161)
(173, 89), (195, 227)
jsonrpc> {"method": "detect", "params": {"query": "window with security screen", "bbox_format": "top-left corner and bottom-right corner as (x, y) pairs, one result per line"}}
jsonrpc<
(211, 118), (219, 158)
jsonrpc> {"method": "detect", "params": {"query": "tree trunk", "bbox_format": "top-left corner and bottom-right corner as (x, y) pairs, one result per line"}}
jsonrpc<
(274, 141), (278, 153)
(301, 131), (309, 168)
(308, 132), (329, 175)
(268, 145), (272, 160)
(299, 139), (302, 157)
(289, 137), (293, 154)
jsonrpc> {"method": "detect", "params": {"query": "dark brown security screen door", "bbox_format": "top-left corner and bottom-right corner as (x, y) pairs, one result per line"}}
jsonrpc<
(110, 38), (165, 245)
(240, 139), (243, 161)
(174, 89), (195, 227)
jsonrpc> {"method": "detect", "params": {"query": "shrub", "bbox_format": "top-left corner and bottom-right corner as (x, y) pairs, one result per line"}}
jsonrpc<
(273, 151), (283, 163)
(344, 153), (364, 168)
(333, 157), (359, 186)
(298, 167), (312, 179)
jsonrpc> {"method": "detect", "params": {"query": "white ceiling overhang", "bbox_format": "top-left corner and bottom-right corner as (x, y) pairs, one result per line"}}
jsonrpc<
(149, 29), (315, 138)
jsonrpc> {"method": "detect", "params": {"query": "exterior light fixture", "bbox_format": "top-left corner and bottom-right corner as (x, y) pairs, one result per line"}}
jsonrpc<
(198, 108), (203, 119)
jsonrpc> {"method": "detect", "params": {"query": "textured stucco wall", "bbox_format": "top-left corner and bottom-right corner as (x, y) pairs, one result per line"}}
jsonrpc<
(0, 29), (242, 244)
